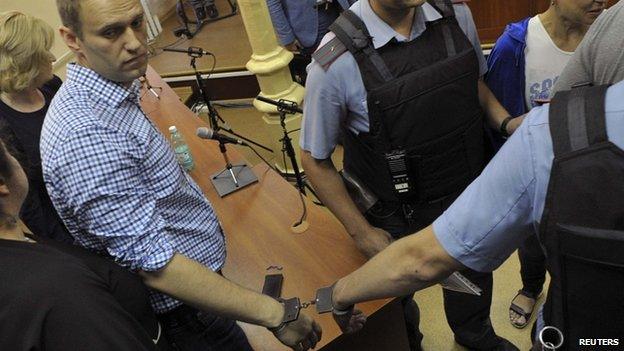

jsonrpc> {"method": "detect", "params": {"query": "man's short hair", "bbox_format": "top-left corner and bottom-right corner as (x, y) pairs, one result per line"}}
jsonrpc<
(0, 11), (55, 94)
(56, 0), (83, 39)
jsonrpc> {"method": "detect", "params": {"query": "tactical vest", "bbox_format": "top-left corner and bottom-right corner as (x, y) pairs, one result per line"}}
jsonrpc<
(537, 85), (624, 350)
(321, 0), (485, 206)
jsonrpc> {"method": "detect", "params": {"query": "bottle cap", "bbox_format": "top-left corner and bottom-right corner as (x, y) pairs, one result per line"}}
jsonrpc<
(169, 126), (177, 133)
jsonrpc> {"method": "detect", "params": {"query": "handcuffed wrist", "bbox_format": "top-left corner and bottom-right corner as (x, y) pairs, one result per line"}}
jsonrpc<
(267, 300), (286, 330)
(315, 282), (354, 314)
(267, 297), (301, 332)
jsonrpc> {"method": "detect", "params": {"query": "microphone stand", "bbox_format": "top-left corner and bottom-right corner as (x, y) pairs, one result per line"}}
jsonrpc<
(256, 96), (316, 198)
(173, 0), (238, 39)
(214, 140), (240, 186)
(180, 49), (272, 152)
(140, 75), (162, 99)
(210, 139), (258, 197)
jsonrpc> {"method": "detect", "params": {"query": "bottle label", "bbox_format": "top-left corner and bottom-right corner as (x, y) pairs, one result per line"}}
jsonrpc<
(174, 145), (194, 171)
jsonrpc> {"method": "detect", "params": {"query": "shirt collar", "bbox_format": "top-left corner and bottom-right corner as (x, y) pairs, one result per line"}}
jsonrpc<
(353, 0), (443, 49)
(65, 63), (142, 107)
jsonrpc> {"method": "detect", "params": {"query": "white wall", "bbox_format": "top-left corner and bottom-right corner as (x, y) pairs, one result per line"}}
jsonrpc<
(0, 0), (176, 78)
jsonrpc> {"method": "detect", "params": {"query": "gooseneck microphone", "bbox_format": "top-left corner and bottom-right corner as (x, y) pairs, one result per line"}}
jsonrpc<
(197, 127), (248, 146)
(163, 46), (212, 57)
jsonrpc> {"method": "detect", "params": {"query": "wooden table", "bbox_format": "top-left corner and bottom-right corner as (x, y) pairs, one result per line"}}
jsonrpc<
(141, 66), (409, 350)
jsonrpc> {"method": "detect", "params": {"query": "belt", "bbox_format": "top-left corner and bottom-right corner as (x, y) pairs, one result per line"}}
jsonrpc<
(314, 0), (336, 10)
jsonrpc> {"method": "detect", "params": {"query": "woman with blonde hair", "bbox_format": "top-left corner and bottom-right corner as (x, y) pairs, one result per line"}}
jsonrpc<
(0, 11), (71, 243)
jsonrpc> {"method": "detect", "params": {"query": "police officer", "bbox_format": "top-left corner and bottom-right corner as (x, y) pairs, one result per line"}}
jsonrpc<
(267, 0), (355, 83)
(323, 77), (624, 350)
(301, 0), (519, 350)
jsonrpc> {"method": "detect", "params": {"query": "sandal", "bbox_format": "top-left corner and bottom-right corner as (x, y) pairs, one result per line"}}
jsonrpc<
(509, 290), (539, 329)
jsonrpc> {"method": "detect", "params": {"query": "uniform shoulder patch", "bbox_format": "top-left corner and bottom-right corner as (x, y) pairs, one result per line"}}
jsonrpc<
(312, 36), (348, 71)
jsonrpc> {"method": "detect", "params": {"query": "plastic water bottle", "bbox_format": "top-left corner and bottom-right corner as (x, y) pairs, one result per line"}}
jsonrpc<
(169, 126), (194, 171)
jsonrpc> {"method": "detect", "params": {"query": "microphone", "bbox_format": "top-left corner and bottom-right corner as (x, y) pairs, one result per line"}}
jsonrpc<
(256, 95), (303, 114)
(163, 46), (212, 57)
(196, 127), (247, 146)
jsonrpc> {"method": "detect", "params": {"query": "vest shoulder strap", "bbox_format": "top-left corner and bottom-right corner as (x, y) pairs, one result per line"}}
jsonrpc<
(427, 0), (457, 18)
(549, 84), (610, 157)
(320, 10), (394, 81)
(312, 36), (348, 71)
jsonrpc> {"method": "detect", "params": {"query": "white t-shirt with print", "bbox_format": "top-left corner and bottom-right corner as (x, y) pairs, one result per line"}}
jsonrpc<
(524, 15), (573, 109)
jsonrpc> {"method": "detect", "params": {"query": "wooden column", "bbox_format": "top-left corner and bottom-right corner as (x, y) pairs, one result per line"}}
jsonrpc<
(237, 0), (305, 173)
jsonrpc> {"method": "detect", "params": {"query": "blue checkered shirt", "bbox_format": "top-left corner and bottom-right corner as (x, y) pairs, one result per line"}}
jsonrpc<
(41, 63), (227, 313)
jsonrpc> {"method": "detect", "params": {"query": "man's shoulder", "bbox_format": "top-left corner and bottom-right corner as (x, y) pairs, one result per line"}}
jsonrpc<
(46, 84), (107, 136)
(43, 86), (114, 163)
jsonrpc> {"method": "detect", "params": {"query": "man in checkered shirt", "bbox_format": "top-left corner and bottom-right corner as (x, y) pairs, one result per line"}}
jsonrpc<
(41, 0), (322, 350)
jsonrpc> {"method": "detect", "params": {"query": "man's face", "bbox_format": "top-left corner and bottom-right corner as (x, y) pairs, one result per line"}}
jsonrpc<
(371, 0), (427, 11)
(72, 0), (148, 83)
(556, 0), (607, 26)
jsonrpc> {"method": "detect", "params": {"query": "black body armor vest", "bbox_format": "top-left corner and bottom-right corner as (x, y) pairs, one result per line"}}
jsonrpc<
(328, 0), (485, 206)
(538, 85), (624, 349)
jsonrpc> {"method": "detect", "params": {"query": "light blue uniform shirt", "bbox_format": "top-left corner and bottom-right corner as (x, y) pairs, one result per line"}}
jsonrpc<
(433, 80), (624, 273)
(301, 0), (488, 159)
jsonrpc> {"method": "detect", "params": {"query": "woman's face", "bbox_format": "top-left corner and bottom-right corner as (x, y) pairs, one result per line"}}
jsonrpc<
(33, 51), (56, 89)
(0, 144), (28, 207)
(555, 0), (607, 26)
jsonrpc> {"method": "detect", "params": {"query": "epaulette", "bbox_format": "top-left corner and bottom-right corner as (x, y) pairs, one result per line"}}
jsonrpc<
(312, 36), (348, 71)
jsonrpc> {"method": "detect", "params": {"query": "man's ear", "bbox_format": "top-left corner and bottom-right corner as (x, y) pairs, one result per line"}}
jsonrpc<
(59, 25), (83, 56)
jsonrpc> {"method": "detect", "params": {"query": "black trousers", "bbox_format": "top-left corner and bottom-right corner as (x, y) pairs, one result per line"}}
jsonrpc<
(157, 304), (254, 351)
(366, 197), (500, 350)
(517, 234), (546, 297)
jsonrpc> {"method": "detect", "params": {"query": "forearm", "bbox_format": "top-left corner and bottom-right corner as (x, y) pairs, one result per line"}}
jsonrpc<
(140, 253), (283, 328)
(332, 226), (462, 309)
(478, 80), (511, 130)
(301, 151), (371, 236)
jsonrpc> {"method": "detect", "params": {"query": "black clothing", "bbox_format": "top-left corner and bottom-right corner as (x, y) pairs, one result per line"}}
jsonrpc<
(157, 304), (254, 351)
(0, 235), (169, 351)
(0, 76), (72, 243)
(333, 2), (485, 205)
(330, 1), (505, 350)
(538, 85), (624, 350)
(517, 234), (546, 297)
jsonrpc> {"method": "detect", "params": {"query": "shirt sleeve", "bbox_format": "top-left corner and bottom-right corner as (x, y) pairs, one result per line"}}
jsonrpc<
(48, 124), (175, 272)
(300, 45), (351, 159)
(454, 3), (488, 77)
(433, 109), (541, 272)
(266, 0), (296, 46)
(484, 25), (528, 117)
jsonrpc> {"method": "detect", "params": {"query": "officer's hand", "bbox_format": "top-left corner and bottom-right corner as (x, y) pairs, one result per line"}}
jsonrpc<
(285, 40), (303, 52)
(273, 313), (322, 351)
(333, 307), (367, 334)
(353, 226), (393, 258)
